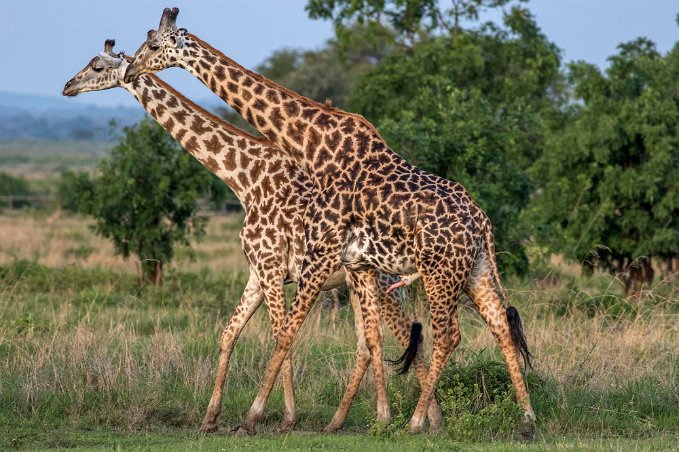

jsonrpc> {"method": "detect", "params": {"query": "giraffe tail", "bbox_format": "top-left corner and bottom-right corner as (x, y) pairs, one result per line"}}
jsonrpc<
(387, 322), (423, 375)
(483, 220), (533, 369)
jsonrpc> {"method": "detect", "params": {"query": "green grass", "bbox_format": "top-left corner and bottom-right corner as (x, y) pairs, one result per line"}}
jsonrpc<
(6, 429), (679, 451)
(1, 258), (678, 450)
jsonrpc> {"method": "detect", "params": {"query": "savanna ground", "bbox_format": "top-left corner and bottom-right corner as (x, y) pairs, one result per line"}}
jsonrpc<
(1, 211), (678, 451)
(1, 141), (678, 450)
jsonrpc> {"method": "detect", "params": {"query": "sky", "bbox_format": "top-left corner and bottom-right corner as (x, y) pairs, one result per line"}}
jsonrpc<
(1, 0), (678, 108)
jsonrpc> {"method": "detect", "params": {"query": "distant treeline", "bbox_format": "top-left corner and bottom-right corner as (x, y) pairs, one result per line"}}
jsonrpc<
(0, 91), (143, 140)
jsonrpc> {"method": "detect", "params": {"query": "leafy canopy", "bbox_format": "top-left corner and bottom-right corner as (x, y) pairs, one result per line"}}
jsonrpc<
(307, 0), (527, 44)
(527, 38), (679, 273)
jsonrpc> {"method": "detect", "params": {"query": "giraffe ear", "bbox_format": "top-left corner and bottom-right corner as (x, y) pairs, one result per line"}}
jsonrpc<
(98, 46), (123, 67)
(174, 28), (188, 48)
(104, 39), (115, 53)
(147, 29), (156, 40)
(159, 6), (179, 30)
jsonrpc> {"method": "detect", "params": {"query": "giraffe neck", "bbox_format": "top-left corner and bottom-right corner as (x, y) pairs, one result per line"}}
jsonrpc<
(179, 34), (387, 178)
(123, 71), (274, 208)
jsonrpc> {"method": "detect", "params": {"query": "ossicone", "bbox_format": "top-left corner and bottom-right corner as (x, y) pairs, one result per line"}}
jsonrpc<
(104, 39), (115, 53)
(159, 6), (180, 30)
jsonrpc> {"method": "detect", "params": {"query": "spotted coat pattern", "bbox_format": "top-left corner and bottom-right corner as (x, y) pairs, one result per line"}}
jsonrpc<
(125, 8), (536, 435)
(65, 41), (441, 433)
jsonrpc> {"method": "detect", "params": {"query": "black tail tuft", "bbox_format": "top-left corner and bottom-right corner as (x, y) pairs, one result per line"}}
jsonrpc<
(506, 306), (532, 369)
(387, 322), (423, 375)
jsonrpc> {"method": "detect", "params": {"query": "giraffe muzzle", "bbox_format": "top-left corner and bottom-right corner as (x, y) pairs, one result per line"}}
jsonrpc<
(123, 64), (139, 84)
(62, 80), (78, 97)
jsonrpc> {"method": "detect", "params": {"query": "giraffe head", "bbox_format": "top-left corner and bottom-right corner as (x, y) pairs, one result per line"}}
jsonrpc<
(124, 7), (188, 83)
(63, 40), (127, 96)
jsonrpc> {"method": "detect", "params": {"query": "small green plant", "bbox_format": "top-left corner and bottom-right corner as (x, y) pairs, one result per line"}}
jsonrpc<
(368, 390), (408, 439)
(439, 362), (523, 441)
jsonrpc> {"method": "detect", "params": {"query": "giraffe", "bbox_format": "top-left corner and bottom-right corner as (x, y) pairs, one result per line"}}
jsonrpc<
(64, 39), (442, 433)
(124, 8), (536, 436)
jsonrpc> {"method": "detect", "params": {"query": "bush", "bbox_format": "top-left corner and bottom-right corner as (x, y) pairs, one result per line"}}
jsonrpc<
(438, 361), (523, 441)
(74, 118), (218, 285)
(56, 170), (95, 213)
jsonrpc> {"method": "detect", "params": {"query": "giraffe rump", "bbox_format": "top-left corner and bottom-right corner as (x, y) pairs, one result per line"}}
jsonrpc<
(506, 306), (532, 369)
(387, 322), (423, 375)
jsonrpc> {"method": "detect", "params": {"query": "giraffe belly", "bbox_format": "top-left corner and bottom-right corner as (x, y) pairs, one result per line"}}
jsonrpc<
(341, 227), (418, 276)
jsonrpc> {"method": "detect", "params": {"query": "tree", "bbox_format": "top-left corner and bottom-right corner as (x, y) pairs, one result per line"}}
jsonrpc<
(77, 118), (217, 285)
(57, 170), (95, 213)
(0, 172), (32, 209)
(527, 38), (679, 291)
(0, 172), (31, 196)
(338, 10), (561, 275)
(256, 26), (396, 109)
(306, 0), (527, 45)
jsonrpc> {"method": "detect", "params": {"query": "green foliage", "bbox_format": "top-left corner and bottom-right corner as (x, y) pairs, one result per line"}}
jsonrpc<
(438, 361), (523, 441)
(78, 118), (215, 284)
(0, 172), (31, 196)
(56, 170), (95, 213)
(440, 382), (523, 441)
(257, 26), (395, 109)
(306, 0), (527, 45)
(349, 9), (561, 136)
(527, 38), (679, 275)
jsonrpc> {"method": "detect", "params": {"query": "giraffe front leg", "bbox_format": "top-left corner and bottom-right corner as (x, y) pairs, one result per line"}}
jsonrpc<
(235, 253), (341, 435)
(353, 269), (391, 424)
(200, 273), (264, 433)
(376, 277), (444, 432)
(323, 289), (370, 432)
(408, 267), (462, 434)
(258, 275), (297, 432)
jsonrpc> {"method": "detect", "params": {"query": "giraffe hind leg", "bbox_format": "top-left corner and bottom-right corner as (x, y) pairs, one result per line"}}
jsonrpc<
(465, 254), (536, 439)
(408, 271), (463, 433)
(324, 276), (444, 432)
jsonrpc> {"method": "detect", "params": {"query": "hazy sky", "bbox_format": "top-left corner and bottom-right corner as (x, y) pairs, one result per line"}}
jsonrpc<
(1, 0), (677, 107)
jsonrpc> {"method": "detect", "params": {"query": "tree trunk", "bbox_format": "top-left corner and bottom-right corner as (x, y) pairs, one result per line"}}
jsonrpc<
(141, 259), (163, 286)
(621, 257), (654, 296)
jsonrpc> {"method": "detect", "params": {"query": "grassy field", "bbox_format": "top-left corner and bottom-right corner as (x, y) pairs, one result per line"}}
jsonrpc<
(1, 211), (678, 450)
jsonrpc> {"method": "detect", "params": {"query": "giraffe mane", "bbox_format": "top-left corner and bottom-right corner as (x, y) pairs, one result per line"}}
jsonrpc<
(187, 33), (385, 141)
(122, 54), (270, 145)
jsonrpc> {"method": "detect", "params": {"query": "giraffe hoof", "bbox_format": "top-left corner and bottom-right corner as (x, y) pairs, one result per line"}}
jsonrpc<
(198, 421), (218, 433)
(321, 423), (343, 433)
(520, 423), (536, 440)
(428, 420), (442, 433)
(277, 416), (296, 433)
(232, 425), (255, 436)
(427, 407), (444, 432)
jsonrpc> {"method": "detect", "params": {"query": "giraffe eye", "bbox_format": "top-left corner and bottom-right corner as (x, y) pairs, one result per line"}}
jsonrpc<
(92, 66), (104, 72)
(149, 45), (160, 51)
